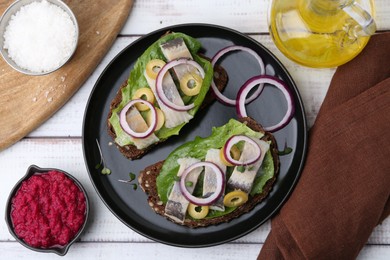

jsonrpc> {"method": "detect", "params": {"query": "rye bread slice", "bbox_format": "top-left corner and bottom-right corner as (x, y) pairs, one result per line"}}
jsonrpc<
(138, 117), (280, 228)
(107, 57), (228, 160)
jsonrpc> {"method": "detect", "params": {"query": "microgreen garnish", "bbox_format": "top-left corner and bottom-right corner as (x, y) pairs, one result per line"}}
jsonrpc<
(95, 139), (111, 175)
(129, 172), (136, 181)
(278, 141), (293, 155)
(101, 167), (111, 175)
(185, 181), (193, 187)
(118, 172), (138, 190)
(248, 166), (255, 171)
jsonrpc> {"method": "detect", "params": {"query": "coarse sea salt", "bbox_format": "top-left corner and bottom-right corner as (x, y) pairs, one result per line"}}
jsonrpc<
(3, 0), (77, 73)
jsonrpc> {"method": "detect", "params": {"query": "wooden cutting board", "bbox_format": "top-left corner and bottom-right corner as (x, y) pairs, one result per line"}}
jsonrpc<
(0, 0), (133, 151)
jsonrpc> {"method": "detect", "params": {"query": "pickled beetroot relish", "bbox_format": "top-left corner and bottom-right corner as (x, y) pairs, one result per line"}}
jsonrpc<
(10, 170), (86, 248)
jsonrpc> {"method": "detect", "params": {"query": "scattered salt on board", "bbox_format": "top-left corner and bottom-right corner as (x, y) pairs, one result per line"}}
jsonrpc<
(3, 0), (77, 73)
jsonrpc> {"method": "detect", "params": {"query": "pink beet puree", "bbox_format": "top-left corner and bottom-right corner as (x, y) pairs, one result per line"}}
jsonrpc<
(11, 170), (86, 248)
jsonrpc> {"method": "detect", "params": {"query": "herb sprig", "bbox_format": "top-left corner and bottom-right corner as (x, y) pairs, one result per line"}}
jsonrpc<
(118, 172), (138, 190)
(278, 141), (293, 155)
(95, 139), (111, 175)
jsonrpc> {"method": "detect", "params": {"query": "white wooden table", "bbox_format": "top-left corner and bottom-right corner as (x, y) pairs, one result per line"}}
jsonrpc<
(1, 0), (389, 259)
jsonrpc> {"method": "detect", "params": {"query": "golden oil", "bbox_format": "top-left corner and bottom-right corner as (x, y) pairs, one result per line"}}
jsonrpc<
(269, 0), (375, 68)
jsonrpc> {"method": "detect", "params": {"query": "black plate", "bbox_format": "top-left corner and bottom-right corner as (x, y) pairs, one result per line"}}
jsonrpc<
(82, 24), (307, 247)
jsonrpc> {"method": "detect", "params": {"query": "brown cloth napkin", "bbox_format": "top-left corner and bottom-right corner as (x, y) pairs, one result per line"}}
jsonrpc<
(258, 32), (390, 260)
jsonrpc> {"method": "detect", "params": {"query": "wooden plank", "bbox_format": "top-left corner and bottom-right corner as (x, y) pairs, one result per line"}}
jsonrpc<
(27, 34), (333, 137)
(120, 0), (390, 35)
(0, 242), (388, 260)
(121, 0), (267, 35)
(1, 138), (389, 245)
(0, 0), (134, 151)
(0, 242), (264, 259)
(357, 245), (390, 260)
(368, 218), (390, 245)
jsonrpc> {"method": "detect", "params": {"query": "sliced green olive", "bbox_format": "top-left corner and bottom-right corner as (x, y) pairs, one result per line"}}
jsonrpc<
(146, 59), (166, 79)
(179, 73), (203, 96)
(145, 107), (165, 131)
(188, 203), (209, 219)
(219, 145), (241, 167)
(132, 88), (155, 111)
(223, 190), (248, 207)
(230, 145), (241, 160)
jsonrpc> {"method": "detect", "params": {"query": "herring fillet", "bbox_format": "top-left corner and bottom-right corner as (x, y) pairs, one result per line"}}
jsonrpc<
(142, 37), (198, 128)
(164, 158), (201, 223)
(122, 107), (159, 149)
(203, 149), (227, 211)
(160, 38), (193, 60)
(227, 139), (270, 194)
(160, 38), (202, 88)
(144, 71), (193, 128)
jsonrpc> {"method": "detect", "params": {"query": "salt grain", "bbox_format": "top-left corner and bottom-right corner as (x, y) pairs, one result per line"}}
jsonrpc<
(3, 0), (77, 73)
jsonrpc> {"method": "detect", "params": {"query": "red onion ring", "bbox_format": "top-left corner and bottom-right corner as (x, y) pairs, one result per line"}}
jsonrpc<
(223, 135), (261, 166)
(236, 75), (295, 132)
(119, 99), (157, 138)
(155, 58), (205, 111)
(180, 162), (225, 206)
(211, 45), (265, 106)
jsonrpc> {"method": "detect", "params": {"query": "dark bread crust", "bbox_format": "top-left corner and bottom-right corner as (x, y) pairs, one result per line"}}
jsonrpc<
(107, 79), (159, 159)
(107, 57), (228, 160)
(138, 117), (280, 228)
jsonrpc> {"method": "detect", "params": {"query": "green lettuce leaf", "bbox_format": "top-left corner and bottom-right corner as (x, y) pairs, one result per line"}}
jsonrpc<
(109, 33), (213, 146)
(156, 119), (275, 209)
(250, 148), (274, 196)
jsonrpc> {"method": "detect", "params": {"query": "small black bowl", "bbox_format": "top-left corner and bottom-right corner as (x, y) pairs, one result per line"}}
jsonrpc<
(5, 165), (89, 256)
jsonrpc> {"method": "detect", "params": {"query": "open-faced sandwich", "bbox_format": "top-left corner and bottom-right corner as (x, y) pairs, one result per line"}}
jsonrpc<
(107, 32), (227, 160)
(138, 117), (279, 227)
